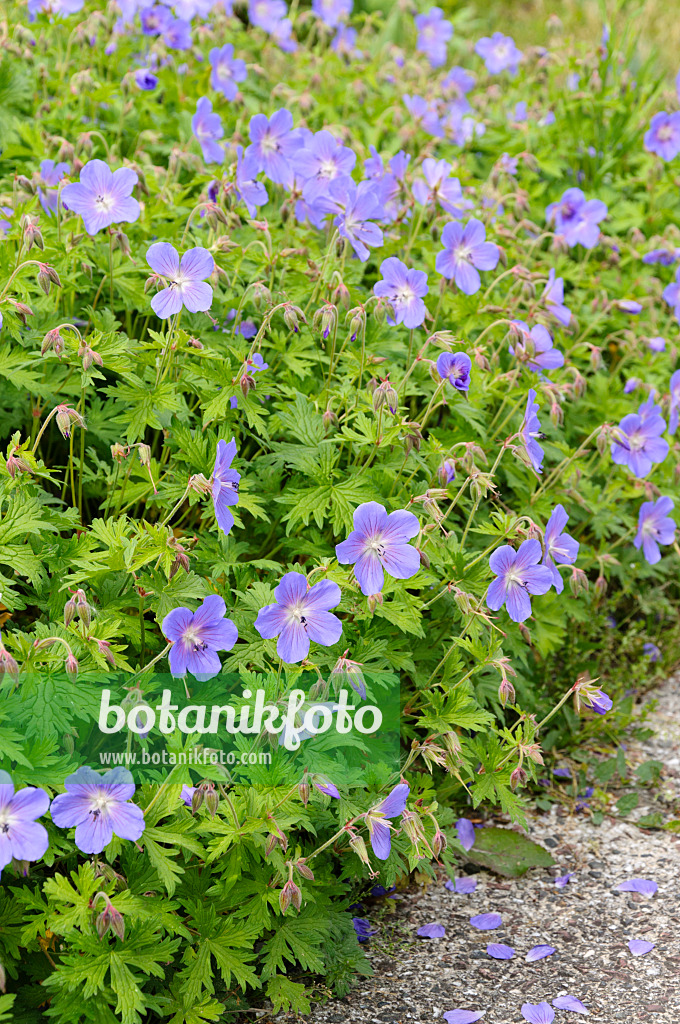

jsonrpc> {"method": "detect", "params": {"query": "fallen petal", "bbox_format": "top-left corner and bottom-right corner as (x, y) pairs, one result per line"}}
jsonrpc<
(555, 872), (573, 888)
(628, 939), (655, 956)
(526, 944), (556, 961)
(487, 942), (514, 959)
(417, 922), (445, 938)
(455, 876), (477, 894)
(521, 1002), (555, 1024)
(617, 878), (657, 896)
(552, 994), (589, 1015)
(470, 913), (502, 930)
(443, 1012), (485, 1024)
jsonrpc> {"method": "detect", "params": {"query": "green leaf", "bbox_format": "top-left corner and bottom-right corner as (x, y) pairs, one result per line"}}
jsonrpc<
(266, 975), (311, 1015)
(615, 792), (639, 815)
(463, 826), (555, 877)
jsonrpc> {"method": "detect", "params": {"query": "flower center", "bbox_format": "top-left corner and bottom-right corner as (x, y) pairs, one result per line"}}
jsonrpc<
(394, 284), (415, 306)
(94, 193), (114, 212)
(366, 536), (387, 558)
(170, 271), (190, 292)
(288, 602), (309, 629)
(260, 133), (280, 155)
(627, 431), (646, 451)
(658, 125), (673, 141)
(455, 244), (472, 263)
(218, 61), (233, 79)
(319, 158), (338, 179)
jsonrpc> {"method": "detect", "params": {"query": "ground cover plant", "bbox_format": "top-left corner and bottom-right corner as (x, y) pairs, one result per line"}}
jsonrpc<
(0, 0), (679, 1019)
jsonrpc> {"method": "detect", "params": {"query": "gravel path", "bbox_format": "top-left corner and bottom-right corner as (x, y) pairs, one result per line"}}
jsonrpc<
(272, 672), (680, 1024)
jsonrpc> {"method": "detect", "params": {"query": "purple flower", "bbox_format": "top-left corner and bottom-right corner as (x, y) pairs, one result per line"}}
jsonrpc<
(442, 66), (474, 97)
(662, 267), (680, 315)
(486, 539), (553, 623)
(38, 159), (68, 216)
(645, 111), (680, 161)
(628, 939), (655, 956)
(312, 0), (352, 28)
(246, 108), (298, 187)
(445, 875), (477, 893)
(335, 501), (420, 597)
(555, 872), (573, 887)
(669, 369), (680, 432)
(644, 641), (662, 662)
(162, 17), (192, 50)
(0, 205), (11, 237)
(50, 766), (145, 854)
(61, 159), (140, 236)
(521, 1002), (554, 1024)
(374, 258), (429, 328)
(412, 159), (470, 218)
(643, 247), (680, 265)
(470, 913), (502, 930)
(610, 404), (669, 478)
(180, 785), (196, 807)
(365, 782), (409, 860)
(146, 243), (214, 318)
(209, 44), (247, 100)
(0, 772), (49, 870)
(249, 0), (287, 30)
(162, 594), (238, 680)
(553, 767), (571, 778)
(436, 219), (499, 294)
(542, 504), (579, 594)
(648, 335), (666, 352)
(498, 152), (518, 175)
(487, 943), (514, 959)
(332, 25), (359, 57)
(521, 388), (544, 473)
(542, 269), (571, 326)
(270, 16), (297, 52)
(443, 1013), (485, 1024)
(581, 687), (612, 715)
(526, 944), (556, 961)
(212, 437), (240, 536)
(28, 0), (83, 17)
(402, 94), (443, 137)
(295, 131), (356, 195)
(192, 97), (224, 164)
(510, 321), (564, 373)
(474, 32), (522, 75)
(546, 188), (607, 248)
(417, 922), (446, 938)
(634, 496), (675, 564)
(353, 916), (377, 941)
(624, 377), (641, 394)
(437, 351), (472, 392)
(315, 178), (383, 262)
(616, 299), (642, 314)
(455, 817), (476, 851)
(255, 573), (342, 663)
(134, 68), (158, 90)
(552, 995), (588, 1014)
(141, 5), (173, 35)
(438, 459), (457, 485)
(313, 776), (340, 798)
(415, 7), (453, 68)
(235, 145), (268, 216)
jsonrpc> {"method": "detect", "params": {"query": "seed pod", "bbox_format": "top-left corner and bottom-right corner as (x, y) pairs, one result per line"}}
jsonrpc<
(510, 765), (527, 790)
(240, 372), (256, 397)
(348, 833), (370, 866)
(297, 780), (310, 806)
(296, 858), (314, 881)
(6, 451), (31, 478)
(64, 597), (77, 627)
(204, 787), (219, 818)
(279, 878), (302, 913)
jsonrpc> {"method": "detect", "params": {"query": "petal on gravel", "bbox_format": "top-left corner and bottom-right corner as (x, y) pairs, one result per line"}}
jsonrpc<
(552, 994), (589, 1015)
(521, 1002), (555, 1024)
(555, 872), (573, 887)
(526, 944), (556, 961)
(443, 1012), (485, 1024)
(617, 878), (657, 896)
(628, 939), (655, 956)
(470, 913), (502, 930)
(455, 876), (477, 894)
(486, 943), (514, 959)
(417, 922), (445, 938)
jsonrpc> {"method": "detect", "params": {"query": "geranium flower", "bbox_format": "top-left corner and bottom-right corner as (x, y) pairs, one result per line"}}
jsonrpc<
(415, 7), (453, 67)
(209, 44), (247, 100)
(0, 771), (50, 870)
(644, 111), (680, 161)
(435, 219), (499, 294)
(486, 539), (553, 623)
(545, 187), (607, 249)
(364, 783), (409, 860)
(192, 97), (224, 164)
(644, 641), (662, 662)
(455, 817), (476, 850)
(295, 131), (356, 197)
(235, 145), (268, 216)
(668, 369), (680, 432)
(402, 94), (444, 137)
(312, 0), (352, 29)
(542, 504), (579, 593)
(412, 159), (470, 217)
(254, 573), (342, 663)
(437, 351), (472, 391)
(541, 269), (571, 326)
(634, 496), (675, 564)
(211, 437), (240, 536)
(134, 69), (158, 91)
(146, 243), (214, 318)
(246, 108), (298, 187)
(162, 16), (192, 50)
(249, 0), (287, 29)
(373, 257), (429, 328)
(61, 160), (140, 235)
(315, 178), (383, 262)
(162, 594), (238, 680)
(335, 501), (420, 596)
(50, 766), (145, 854)
(474, 32), (522, 74)
(28, 0), (83, 17)
(510, 320), (564, 373)
(520, 388), (545, 473)
(352, 917), (378, 942)
(642, 247), (680, 265)
(38, 159), (69, 216)
(610, 403), (669, 478)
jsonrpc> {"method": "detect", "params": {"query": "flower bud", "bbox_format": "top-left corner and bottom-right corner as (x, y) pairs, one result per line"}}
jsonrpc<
(323, 408), (338, 433)
(595, 574), (607, 596)
(204, 787), (219, 818)
(283, 304), (304, 333)
(111, 442), (127, 462)
(298, 780), (310, 805)
(432, 826), (447, 858)
(64, 597), (77, 627)
(417, 547), (430, 569)
(138, 444), (151, 468)
(366, 592), (383, 614)
(240, 372), (256, 397)
(55, 404), (85, 439)
(97, 638), (116, 667)
(75, 589), (92, 627)
(279, 878), (302, 913)
(6, 451), (32, 478)
(510, 765), (527, 790)
(348, 832), (371, 867)
(569, 566), (589, 596)
(265, 833), (280, 857)
(65, 653), (79, 680)
(0, 649), (19, 683)
(295, 858), (314, 881)
(498, 678), (516, 705)
(251, 281), (272, 309)
(41, 328), (62, 356)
